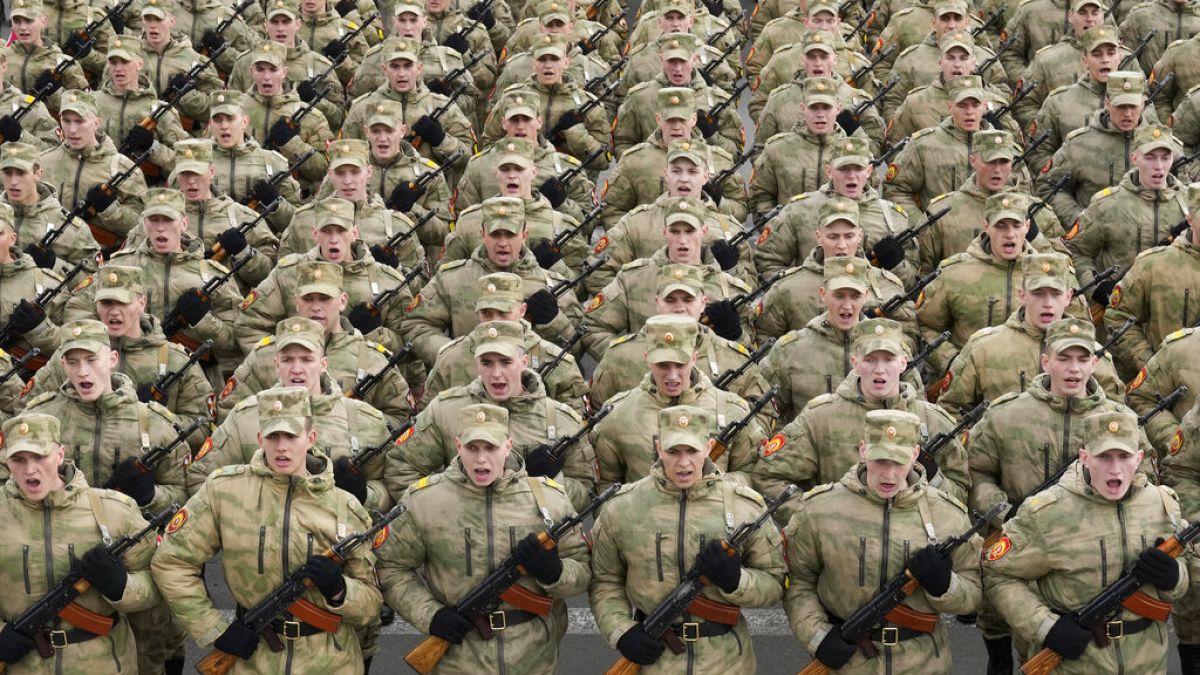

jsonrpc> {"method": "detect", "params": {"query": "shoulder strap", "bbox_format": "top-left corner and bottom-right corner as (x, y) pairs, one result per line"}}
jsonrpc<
(703, 335), (720, 378)
(915, 490), (938, 545)
(86, 490), (113, 545)
(719, 479), (737, 536)
(157, 343), (170, 376)
(544, 397), (558, 440)
(138, 404), (151, 453)
(525, 476), (554, 526)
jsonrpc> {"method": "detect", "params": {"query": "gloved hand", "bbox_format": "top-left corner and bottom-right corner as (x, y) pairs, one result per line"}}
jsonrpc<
(538, 176), (567, 207)
(267, 118), (300, 149)
(523, 443), (564, 478)
(1044, 614), (1090, 660)
(1134, 542), (1180, 591)
(429, 606), (473, 644)
(696, 540), (741, 593)
(577, 37), (597, 55)
(62, 30), (93, 58)
(5, 299), (45, 337)
(917, 449), (939, 481)
(907, 545), (952, 597)
(335, 0), (356, 15)
(250, 180), (281, 211)
(0, 624), (35, 665)
(77, 544), (128, 601)
(698, 68), (715, 87)
(33, 70), (63, 98)
(701, 180), (722, 205)
(23, 242), (55, 270)
(512, 532), (563, 584)
(695, 110), (719, 139)
(305, 554), (347, 602)
(700, 0), (724, 16)
(109, 457), (156, 507)
(297, 80), (320, 103)
(348, 302), (383, 334)
(122, 125), (155, 156)
(109, 11), (125, 34)
(387, 180), (425, 212)
(84, 183), (118, 214)
(369, 244), (400, 269)
(531, 240), (563, 270)
(200, 30), (226, 56)
(333, 457), (368, 505)
(836, 109), (861, 136)
(412, 115), (446, 146)
(709, 239), (740, 271)
(165, 73), (192, 101)
(1091, 280), (1117, 308)
(322, 38), (349, 62)
(0, 114), (23, 143)
(550, 110), (586, 137)
(814, 630), (857, 669)
(216, 227), (249, 258)
(467, 0), (496, 28)
(213, 620), (259, 659)
(703, 299), (741, 341)
(524, 288), (559, 324)
(616, 624), (664, 665)
(443, 32), (470, 54)
(170, 288), (213, 327)
(1025, 215), (1039, 242)
(1163, 219), (1190, 245)
(425, 77), (452, 96)
(136, 382), (162, 404)
(871, 235), (906, 270)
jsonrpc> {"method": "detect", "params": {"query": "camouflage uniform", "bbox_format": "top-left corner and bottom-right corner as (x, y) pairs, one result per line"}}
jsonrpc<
(441, 194), (591, 273)
(885, 35), (1009, 120)
(1118, 0), (1200, 73)
(2, 145), (100, 277)
(241, 85), (335, 191)
(1159, 395), (1200, 649)
(296, 7), (374, 82)
(890, 71), (1025, 144)
(1150, 35), (1200, 119)
(998, 0), (1078, 79)
(0, 247), (66, 363)
(226, 29), (348, 131)
(0, 34), (88, 116)
(750, 34), (878, 122)
(0, 82), (62, 152)
(1013, 30), (1101, 130)
(347, 36), (485, 123)
(754, 74), (885, 153)
(1126, 327), (1200, 455)
(138, 21), (227, 127)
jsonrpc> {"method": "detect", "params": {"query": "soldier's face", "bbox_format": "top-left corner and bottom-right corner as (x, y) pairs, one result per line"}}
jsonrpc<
(657, 442), (706, 488)
(969, 155), (1013, 191)
(393, 12), (425, 37)
(803, 49), (836, 77)
(384, 58), (421, 92)
(314, 224), (357, 262)
(456, 438), (513, 487)
(1069, 4), (1104, 35)
(482, 228), (528, 266)
(658, 10), (692, 33)
(274, 344), (328, 393)
(1084, 44), (1119, 81)
(817, 222), (862, 258)
(144, 214), (187, 253)
(208, 113), (248, 147)
(805, 11), (838, 32)
(657, 114), (695, 141)
(984, 218), (1029, 260)
(1133, 147), (1174, 190)
(820, 287), (867, 330)
(97, 297), (147, 337)
(476, 351), (528, 400)
(2, 166), (41, 205)
(1018, 286), (1070, 329)
(267, 15), (300, 44)
(648, 356), (696, 397)
(502, 113), (542, 140)
(107, 57), (143, 91)
(296, 291), (347, 330)
(541, 19), (570, 35)
(330, 164), (371, 200)
(63, 348), (118, 402)
(665, 221), (705, 264)
(59, 112), (100, 151)
(7, 447), (66, 502)
(1080, 447), (1143, 500)
(1104, 101), (1143, 132)
(655, 290), (705, 319)
(860, 454), (917, 499)
(251, 62), (286, 95)
(804, 102), (838, 135)
(496, 162), (536, 197)
(535, 54), (567, 85)
(11, 17), (43, 45)
(367, 123), (406, 160)
(661, 56), (694, 86)
(853, 350), (906, 399)
(176, 168), (215, 201)
(142, 16), (174, 47)
(478, 305), (525, 322)
(1041, 346), (1096, 397)
(827, 163), (872, 198)
(938, 47), (975, 79)
(301, 0), (325, 14)
(932, 11), (965, 36)
(426, 0), (450, 13)
(948, 97), (983, 131)
(259, 428), (317, 476)
(666, 158), (708, 197)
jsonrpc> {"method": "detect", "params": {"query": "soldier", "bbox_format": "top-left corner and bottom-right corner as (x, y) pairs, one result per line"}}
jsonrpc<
(589, 405), (786, 672)
(1, 0), (88, 115)
(783, 409), (982, 673)
(1158, 387), (1200, 672)
(38, 91), (148, 251)
(152, 387), (383, 674)
(1118, 0), (1200, 74)
(1127, 327), (1200, 456)
(139, 0), (232, 127)
(1000, 0), (1090, 79)
(1, 142), (100, 276)
(375, 403), (590, 673)
(386, 320), (596, 509)
(620, 0), (740, 94)
(424, 0), (508, 60)
(0, 201), (66, 366)
(403, 197), (583, 366)
(422, 272), (589, 414)
(492, 7), (616, 103)
(1149, 31), (1200, 118)
(753, 318), (971, 524)
(983, 409), (1187, 675)
(590, 314), (768, 489)
(1012, 0), (1109, 130)
(219, 269), (414, 427)
(297, 0), (375, 82)
(747, 0), (842, 79)
(0, 413), (162, 675)
(0, 52), (64, 152)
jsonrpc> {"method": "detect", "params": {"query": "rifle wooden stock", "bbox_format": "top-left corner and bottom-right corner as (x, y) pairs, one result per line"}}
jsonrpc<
(606, 657), (642, 675)
(405, 636), (451, 674)
(498, 584), (554, 615)
(195, 649), (239, 675)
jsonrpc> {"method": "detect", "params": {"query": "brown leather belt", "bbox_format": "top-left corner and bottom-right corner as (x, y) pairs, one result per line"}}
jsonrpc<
(33, 614), (119, 657)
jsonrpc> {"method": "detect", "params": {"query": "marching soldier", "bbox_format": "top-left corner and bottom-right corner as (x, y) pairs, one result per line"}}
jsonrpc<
(297, 0), (376, 80)
(1159, 392), (1200, 672)
(1, 0), (89, 115)
(1127, 327), (1200, 456)
(139, 0), (230, 128)
(0, 201), (67, 367)
(1011, 0), (1108, 130)
(0, 52), (64, 152)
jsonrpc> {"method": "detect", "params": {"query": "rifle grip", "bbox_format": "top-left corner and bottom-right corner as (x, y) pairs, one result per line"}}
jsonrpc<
(1019, 648), (1062, 675)
(605, 657), (642, 675)
(405, 635), (451, 674)
(1159, 536), (1186, 558)
(708, 441), (728, 462)
(195, 648), (240, 675)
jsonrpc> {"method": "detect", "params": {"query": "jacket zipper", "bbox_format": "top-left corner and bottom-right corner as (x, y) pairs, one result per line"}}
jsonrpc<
(92, 414), (103, 487)
(879, 498), (892, 591)
(162, 255), (173, 321)
(1060, 397), (1073, 466)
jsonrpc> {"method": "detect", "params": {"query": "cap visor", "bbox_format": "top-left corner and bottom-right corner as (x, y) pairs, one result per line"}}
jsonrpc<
(646, 346), (691, 364)
(987, 210), (1025, 226)
(473, 341), (523, 358)
(806, 95), (838, 107)
(94, 288), (137, 304)
(475, 298), (521, 312)
(275, 335), (323, 353)
(660, 430), (707, 452)
(1048, 337), (1095, 354)
(1023, 276), (1069, 292)
(1110, 93), (1143, 106)
(658, 282), (702, 298)
(261, 418), (307, 437)
(3, 440), (52, 459)
(831, 155), (871, 169)
(825, 278), (869, 293)
(142, 205), (182, 220)
(459, 427), (507, 446)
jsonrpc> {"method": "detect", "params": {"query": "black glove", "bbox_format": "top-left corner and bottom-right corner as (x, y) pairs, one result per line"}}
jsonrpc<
(170, 288), (213, 327)
(1091, 280), (1117, 308)
(335, 0), (356, 15)
(1025, 215), (1039, 241)
(32, 70), (63, 98)
(77, 544), (128, 601)
(700, 0), (724, 16)
(701, 180), (722, 205)
(695, 110), (719, 139)
(250, 180), (281, 211)
(5, 299), (45, 337)
(429, 606), (473, 644)
(531, 239), (563, 270)
(387, 180), (425, 213)
(109, 11), (125, 34)
(213, 620), (259, 659)
(1044, 614), (1090, 660)
(122, 125), (155, 156)
(425, 76), (452, 96)
(267, 118), (300, 149)
(216, 227), (249, 258)
(297, 79), (320, 103)
(836, 109), (861, 136)
(61, 30), (93, 59)
(84, 183), (118, 214)
(524, 288), (559, 324)
(348, 302), (383, 334)
(871, 235), (906, 270)
(696, 540), (741, 593)
(333, 457), (368, 504)
(305, 554), (347, 602)
(512, 532), (563, 584)
(616, 624), (664, 666)
(411, 115), (446, 146)
(1134, 542), (1180, 591)
(550, 110), (586, 137)
(467, 1), (496, 28)
(165, 74), (192, 101)
(368, 244), (400, 269)
(322, 38), (349, 62)
(109, 457), (156, 507)
(0, 624), (34, 665)
(443, 32), (470, 54)
(23, 242), (56, 270)
(538, 176), (567, 208)
(698, 67), (715, 86)
(917, 450), (939, 480)
(814, 630), (857, 669)
(524, 443), (564, 478)
(1163, 219), (1190, 245)
(907, 545), (952, 597)
(703, 299), (741, 341)
(136, 382), (161, 404)
(200, 30), (226, 56)
(0, 114), (22, 143)
(709, 239), (740, 271)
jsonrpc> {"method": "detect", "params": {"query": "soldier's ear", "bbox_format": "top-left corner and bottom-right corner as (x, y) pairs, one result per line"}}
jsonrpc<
(858, 439), (868, 461)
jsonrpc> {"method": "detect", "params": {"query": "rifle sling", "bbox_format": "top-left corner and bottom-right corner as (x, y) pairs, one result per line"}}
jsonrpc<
(633, 609), (735, 655)
(33, 612), (119, 657)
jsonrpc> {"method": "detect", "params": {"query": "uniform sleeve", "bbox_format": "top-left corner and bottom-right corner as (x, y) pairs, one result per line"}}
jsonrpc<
(587, 502), (638, 647)
(1104, 259), (1156, 369)
(147, 412), (191, 514)
(937, 342), (981, 419)
(1042, 144), (1084, 228)
(782, 501), (836, 654)
(752, 206), (801, 276)
(329, 502), (384, 625)
(1128, 352), (1183, 453)
(722, 396), (767, 488)
(105, 497), (162, 615)
(579, 276), (632, 360)
(540, 495), (593, 600)
(966, 411), (1010, 515)
(590, 414), (626, 492)
(881, 140), (924, 217)
(234, 272), (286, 354)
(715, 501), (786, 608)
(383, 405), (451, 499)
(554, 411), (598, 512)
(751, 417), (815, 526)
(1064, 203), (1105, 285)
(374, 499), (443, 632)
(914, 273), (959, 375)
(151, 484), (227, 645)
(401, 275), (455, 367)
(924, 406), (971, 504)
(982, 503), (1060, 646)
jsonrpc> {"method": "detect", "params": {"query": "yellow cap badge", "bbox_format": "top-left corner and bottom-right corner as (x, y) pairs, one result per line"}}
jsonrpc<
(678, 415), (689, 427)
(664, 332), (674, 343)
(475, 411), (486, 422)
(1108, 421), (1120, 433)
(107, 272), (118, 283)
(272, 400), (283, 411)
(885, 426), (897, 438)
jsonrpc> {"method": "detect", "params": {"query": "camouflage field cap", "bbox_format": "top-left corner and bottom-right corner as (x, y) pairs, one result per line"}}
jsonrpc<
(140, 0), (171, 18)
(1083, 409), (1139, 455)
(1021, 252), (1072, 292)
(459, 403), (509, 446)
(475, 272), (525, 312)
(1106, 70), (1145, 106)
(143, 188), (185, 220)
(0, 142), (39, 172)
(265, 0), (298, 19)
(974, 129), (1015, 162)
(482, 196), (526, 234)
(663, 197), (706, 229)
(818, 198), (861, 229)
(807, 0), (839, 17)
(1133, 124), (1181, 155)
(315, 197), (355, 230)
(329, 139), (370, 170)
(947, 74), (986, 103)
(1045, 316), (1097, 354)
(209, 91), (243, 116)
(106, 35), (142, 61)
(0, 203), (14, 232)
(533, 33), (569, 59)
(659, 0), (694, 16)
(275, 317), (325, 352)
(386, 38), (420, 62)
(59, 90), (97, 118)
(496, 137), (538, 169)
(666, 138), (705, 165)
(644, 314), (699, 364)
(250, 40), (286, 67)
(296, 260), (343, 298)
(658, 404), (711, 452)
(258, 387), (312, 437)
(172, 138), (213, 177)
(472, 319), (526, 357)
(10, 0), (42, 19)
(933, 0), (968, 16)
(60, 319), (110, 354)
(2, 414), (61, 458)
(863, 409), (921, 464)
(393, 0), (423, 15)
(824, 256), (870, 293)
(1070, 0), (1103, 12)
(502, 89), (540, 120)
(831, 136), (872, 169)
(939, 31), (975, 55)
(538, 0), (570, 24)
(657, 263), (705, 298)
(366, 100), (404, 129)
(1080, 25), (1119, 52)
(658, 87), (695, 120)
(658, 32), (699, 61)
(95, 265), (146, 303)
(852, 317), (906, 356)
(802, 30), (836, 55)
(985, 191), (1031, 226)
(803, 76), (839, 107)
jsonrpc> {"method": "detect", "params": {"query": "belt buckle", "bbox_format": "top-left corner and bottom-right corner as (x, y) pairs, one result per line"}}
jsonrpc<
(282, 620), (302, 640)
(1106, 621), (1125, 640)
(48, 630), (68, 649)
(681, 622), (701, 642)
(880, 626), (900, 646)
(489, 611), (507, 632)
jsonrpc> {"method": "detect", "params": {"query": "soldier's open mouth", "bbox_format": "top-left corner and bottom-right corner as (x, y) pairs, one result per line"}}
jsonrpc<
(1106, 479), (1122, 490)
(24, 478), (39, 490)
(78, 381), (93, 392)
